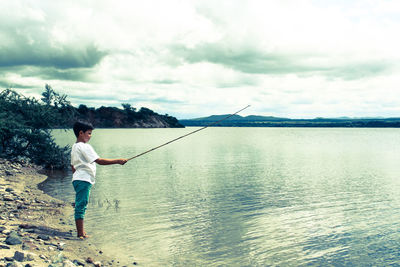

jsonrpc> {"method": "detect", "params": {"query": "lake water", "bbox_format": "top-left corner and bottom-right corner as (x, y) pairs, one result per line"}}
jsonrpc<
(41, 128), (400, 266)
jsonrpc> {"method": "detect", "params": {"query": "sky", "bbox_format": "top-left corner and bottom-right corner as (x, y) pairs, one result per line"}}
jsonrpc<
(1, 0), (400, 119)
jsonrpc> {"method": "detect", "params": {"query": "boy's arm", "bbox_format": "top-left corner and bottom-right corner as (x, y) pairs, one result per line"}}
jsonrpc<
(95, 158), (128, 165)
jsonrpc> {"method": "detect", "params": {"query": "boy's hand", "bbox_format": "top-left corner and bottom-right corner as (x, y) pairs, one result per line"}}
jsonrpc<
(95, 158), (128, 165)
(118, 159), (128, 165)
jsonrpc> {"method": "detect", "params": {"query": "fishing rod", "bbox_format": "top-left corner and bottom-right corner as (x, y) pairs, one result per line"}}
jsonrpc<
(127, 105), (251, 161)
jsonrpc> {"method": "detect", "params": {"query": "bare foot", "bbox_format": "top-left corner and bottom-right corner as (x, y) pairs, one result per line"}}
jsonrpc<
(78, 232), (90, 239)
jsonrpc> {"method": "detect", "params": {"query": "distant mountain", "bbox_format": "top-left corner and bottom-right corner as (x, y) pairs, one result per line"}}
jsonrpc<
(179, 114), (400, 127)
(189, 114), (243, 121)
(188, 114), (290, 122)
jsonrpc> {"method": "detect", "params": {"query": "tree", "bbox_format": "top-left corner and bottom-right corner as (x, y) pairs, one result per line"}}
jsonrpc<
(78, 104), (89, 114)
(0, 86), (75, 169)
(122, 103), (138, 122)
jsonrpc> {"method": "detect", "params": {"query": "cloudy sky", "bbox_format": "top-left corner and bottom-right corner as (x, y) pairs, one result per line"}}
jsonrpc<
(1, 0), (400, 119)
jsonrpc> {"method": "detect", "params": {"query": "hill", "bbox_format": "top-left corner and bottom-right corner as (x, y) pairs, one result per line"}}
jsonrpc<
(74, 104), (184, 128)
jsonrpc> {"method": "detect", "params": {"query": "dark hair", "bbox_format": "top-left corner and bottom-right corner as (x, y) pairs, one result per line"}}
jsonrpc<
(73, 121), (94, 137)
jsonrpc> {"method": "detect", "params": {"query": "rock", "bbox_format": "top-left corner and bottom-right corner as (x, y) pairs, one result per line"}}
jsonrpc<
(4, 257), (14, 261)
(5, 170), (13, 176)
(6, 231), (22, 245)
(5, 262), (24, 267)
(94, 262), (102, 267)
(19, 224), (35, 230)
(21, 241), (39, 251)
(62, 260), (76, 267)
(0, 226), (6, 232)
(5, 187), (14, 192)
(39, 255), (47, 260)
(57, 242), (66, 250)
(86, 257), (94, 264)
(133, 262), (138, 265)
(3, 196), (13, 201)
(13, 251), (27, 262)
(0, 244), (11, 249)
(37, 234), (50, 241)
(52, 253), (64, 264)
(26, 253), (36, 262)
(3, 229), (11, 235)
(13, 251), (36, 262)
(73, 259), (85, 266)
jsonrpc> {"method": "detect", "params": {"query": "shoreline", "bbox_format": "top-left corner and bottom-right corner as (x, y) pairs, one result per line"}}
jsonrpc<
(0, 159), (136, 267)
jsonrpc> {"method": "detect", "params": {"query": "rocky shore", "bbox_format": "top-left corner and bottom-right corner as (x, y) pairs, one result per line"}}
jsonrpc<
(0, 159), (136, 267)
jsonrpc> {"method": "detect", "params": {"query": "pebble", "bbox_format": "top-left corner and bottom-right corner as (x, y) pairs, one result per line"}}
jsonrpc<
(0, 159), (127, 266)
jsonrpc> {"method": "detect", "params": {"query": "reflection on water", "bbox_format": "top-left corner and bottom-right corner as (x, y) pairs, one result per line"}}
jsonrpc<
(40, 169), (121, 212)
(42, 128), (400, 266)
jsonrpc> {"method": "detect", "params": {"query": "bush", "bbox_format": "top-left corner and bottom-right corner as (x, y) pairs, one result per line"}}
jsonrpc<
(0, 85), (75, 169)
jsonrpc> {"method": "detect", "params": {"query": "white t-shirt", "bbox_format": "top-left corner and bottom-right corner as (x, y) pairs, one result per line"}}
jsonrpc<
(71, 142), (100, 184)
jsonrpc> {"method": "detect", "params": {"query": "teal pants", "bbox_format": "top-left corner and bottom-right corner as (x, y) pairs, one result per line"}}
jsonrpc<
(73, 180), (92, 220)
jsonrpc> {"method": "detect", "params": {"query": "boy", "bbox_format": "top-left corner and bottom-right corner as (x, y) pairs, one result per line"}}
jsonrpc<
(71, 121), (127, 239)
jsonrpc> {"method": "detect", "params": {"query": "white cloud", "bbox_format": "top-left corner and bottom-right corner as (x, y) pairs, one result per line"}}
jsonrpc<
(1, 0), (400, 119)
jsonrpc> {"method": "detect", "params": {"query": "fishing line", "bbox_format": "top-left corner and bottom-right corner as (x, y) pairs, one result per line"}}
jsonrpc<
(127, 105), (251, 162)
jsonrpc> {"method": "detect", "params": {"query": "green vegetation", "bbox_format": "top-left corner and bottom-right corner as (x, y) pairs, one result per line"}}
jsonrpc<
(180, 115), (400, 128)
(75, 104), (183, 128)
(0, 86), (183, 169)
(0, 85), (75, 169)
